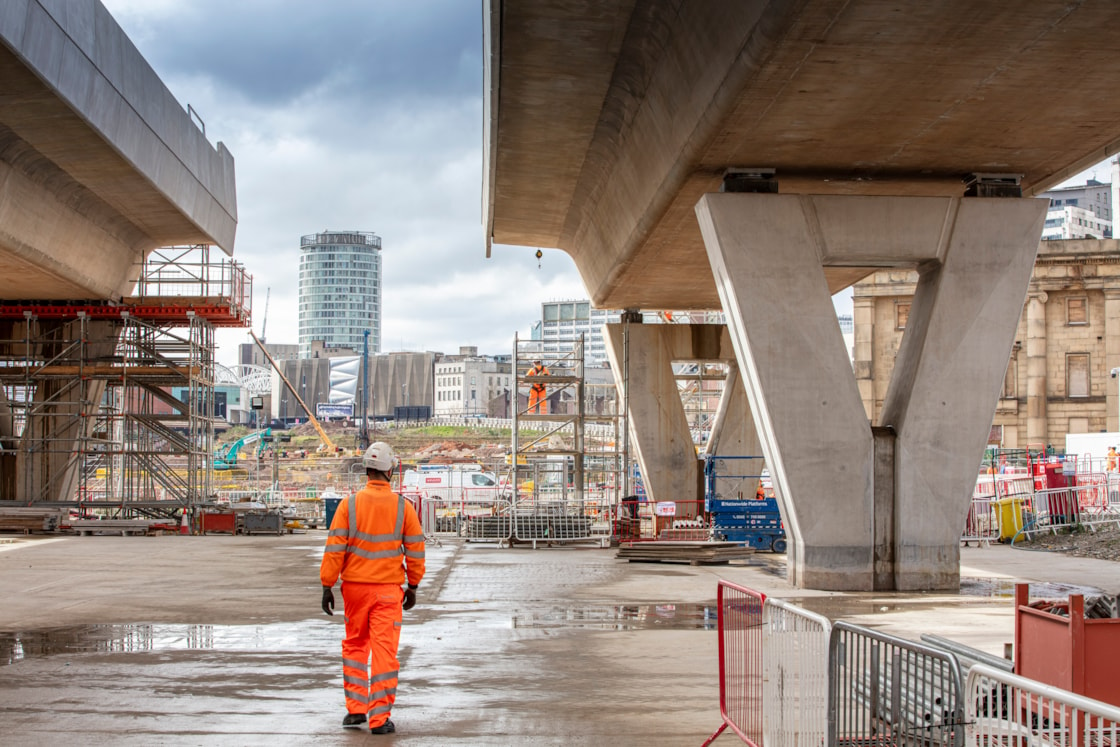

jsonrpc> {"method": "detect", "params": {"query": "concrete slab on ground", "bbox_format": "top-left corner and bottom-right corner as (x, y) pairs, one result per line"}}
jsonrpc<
(0, 535), (1115, 744)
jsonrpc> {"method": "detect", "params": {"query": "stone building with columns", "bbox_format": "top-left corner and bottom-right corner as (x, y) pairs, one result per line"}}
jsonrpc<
(853, 238), (1120, 451)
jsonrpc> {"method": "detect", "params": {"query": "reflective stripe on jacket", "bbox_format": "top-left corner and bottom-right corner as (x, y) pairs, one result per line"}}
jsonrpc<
(320, 479), (425, 588)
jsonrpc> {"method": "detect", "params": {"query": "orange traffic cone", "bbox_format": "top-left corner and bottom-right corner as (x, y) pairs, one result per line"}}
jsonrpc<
(179, 511), (190, 535)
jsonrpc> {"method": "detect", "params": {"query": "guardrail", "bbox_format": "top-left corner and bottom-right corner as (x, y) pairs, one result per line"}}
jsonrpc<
(961, 496), (1002, 545)
(704, 581), (766, 747)
(762, 598), (831, 747)
(462, 497), (514, 544)
(1029, 483), (1120, 536)
(966, 472), (1120, 543)
(706, 582), (1120, 747)
(828, 621), (966, 747)
(965, 663), (1120, 746)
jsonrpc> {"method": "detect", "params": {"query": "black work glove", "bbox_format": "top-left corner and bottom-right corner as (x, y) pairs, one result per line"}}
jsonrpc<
(321, 585), (334, 616)
(403, 587), (417, 611)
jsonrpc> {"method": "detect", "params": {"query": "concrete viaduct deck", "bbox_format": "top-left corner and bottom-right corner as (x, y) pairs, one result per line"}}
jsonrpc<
(483, 1), (1120, 591)
(0, 1), (238, 508)
(0, 0), (236, 301)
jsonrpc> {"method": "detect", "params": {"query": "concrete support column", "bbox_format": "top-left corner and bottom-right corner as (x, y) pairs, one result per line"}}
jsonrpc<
(15, 319), (120, 503)
(852, 296), (875, 420)
(605, 323), (743, 513)
(1025, 293), (1049, 448)
(696, 192), (1046, 591)
(1105, 290), (1120, 433)
(878, 201), (1043, 589)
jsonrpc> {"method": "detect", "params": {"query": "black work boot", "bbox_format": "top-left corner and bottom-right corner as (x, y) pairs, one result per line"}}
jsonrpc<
(370, 718), (396, 734)
(342, 713), (366, 729)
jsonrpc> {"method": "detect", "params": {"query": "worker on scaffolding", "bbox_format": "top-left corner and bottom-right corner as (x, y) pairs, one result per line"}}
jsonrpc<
(320, 442), (425, 735)
(527, 358), (550, 414)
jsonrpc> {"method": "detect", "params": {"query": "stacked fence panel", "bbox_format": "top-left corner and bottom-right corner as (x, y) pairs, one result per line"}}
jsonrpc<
(828, 621), (965, 747)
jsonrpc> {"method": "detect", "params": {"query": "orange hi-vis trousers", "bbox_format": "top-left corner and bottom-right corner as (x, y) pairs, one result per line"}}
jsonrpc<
(528, 387), (547, 414)
(341, 582), (404, 726)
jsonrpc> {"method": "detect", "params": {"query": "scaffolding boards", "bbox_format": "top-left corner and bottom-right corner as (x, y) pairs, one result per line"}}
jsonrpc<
(505, 334), (625, 546)
(0, 245), (251, 519)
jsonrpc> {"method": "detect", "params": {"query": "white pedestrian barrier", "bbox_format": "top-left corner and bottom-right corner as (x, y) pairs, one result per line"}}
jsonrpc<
(965, 663), (1120, 746)
(762, 598), (831, 747)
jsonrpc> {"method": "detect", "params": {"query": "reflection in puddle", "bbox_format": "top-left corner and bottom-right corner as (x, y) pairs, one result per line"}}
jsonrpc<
(958, 577), (1101, 599)
(785, 578), (1105, 622)
(0, 620), (339, 667)
(512, 603), (717, 631)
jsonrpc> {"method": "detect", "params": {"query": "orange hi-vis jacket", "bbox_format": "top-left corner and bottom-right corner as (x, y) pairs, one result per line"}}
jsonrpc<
(527, 365), (549, 393)
(320, 479), (425, 588)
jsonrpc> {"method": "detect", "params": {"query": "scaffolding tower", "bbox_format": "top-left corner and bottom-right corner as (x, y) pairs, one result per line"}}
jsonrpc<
(0, 245), (251, 519)
(506, 333), (626, 546)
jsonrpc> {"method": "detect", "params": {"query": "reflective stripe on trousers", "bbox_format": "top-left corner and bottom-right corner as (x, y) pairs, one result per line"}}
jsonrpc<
(341, 582), (404, 725)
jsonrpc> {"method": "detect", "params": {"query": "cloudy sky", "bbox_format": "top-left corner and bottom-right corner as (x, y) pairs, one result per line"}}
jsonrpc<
(101, 0), (587, 367)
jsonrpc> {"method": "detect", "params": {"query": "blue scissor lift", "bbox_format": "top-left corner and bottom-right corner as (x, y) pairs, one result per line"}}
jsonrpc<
(703, 455), (787, 553)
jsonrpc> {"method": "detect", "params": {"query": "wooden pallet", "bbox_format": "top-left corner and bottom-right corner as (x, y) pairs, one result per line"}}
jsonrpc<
(616, 541), (754, 565)
(0, 508), (65, 534)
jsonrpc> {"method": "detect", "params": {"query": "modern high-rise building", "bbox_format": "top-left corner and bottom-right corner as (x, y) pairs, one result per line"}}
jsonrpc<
(298, 231), (382, 358)
(532, 300), (725, 365)
(1040, 179), (1113, 240)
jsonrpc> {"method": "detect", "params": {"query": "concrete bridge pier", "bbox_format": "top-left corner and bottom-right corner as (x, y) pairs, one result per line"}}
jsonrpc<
(604, 323), (759, 512)
(0, 317), (124, 503)
(695, 192), (1047, 591)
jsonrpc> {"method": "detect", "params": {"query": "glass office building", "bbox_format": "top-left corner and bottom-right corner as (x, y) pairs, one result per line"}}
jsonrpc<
(298, 231), (382, 358)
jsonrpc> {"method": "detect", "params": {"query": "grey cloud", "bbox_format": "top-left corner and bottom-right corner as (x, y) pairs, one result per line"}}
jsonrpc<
(114, 0), (481, 105)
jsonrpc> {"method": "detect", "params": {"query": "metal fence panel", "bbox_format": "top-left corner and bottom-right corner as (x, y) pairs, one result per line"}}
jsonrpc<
(966, 663), (1120, 747)
(461, 497), (513, 544)
(829, 621), (965, 747)
(704, 581), (765, 747)
(763, 598), (831, 747)
(512, 492), (600, 546)
(961, 496), (1001, 544)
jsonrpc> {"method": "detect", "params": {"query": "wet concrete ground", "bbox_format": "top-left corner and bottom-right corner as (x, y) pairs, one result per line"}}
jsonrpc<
(0, 534), (1117, 745)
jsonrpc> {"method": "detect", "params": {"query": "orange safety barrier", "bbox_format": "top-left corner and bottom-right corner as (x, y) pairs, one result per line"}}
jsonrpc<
(703, 580), (765, 746)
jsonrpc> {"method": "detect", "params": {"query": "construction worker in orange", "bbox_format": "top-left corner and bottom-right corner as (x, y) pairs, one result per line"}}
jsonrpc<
(320, 441), (425, 735)
(1109, 446), (1118, 472)
(527, 358), (549, 414)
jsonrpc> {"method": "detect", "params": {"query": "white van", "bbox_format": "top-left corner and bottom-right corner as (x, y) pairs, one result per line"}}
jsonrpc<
(401, 464), (502, 502)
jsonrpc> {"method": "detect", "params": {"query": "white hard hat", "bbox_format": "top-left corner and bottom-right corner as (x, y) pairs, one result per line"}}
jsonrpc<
(363, 442), (398, 471)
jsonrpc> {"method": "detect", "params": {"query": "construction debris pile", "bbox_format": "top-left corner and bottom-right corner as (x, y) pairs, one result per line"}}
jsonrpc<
(1029, 595), (1120, 619)
(411, 441), (507, 464)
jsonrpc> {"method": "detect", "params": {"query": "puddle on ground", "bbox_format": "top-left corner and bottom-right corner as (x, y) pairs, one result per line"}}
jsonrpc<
(511, 603), (717, 631)
(0, 620), (340, 667)
(958, 577), (1102, 599)
(784, 577), (1105, 621)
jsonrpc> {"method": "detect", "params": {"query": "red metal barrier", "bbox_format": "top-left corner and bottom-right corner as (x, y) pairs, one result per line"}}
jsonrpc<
(1014, 583), (1120, 708)
(703, 580), (765, 746)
